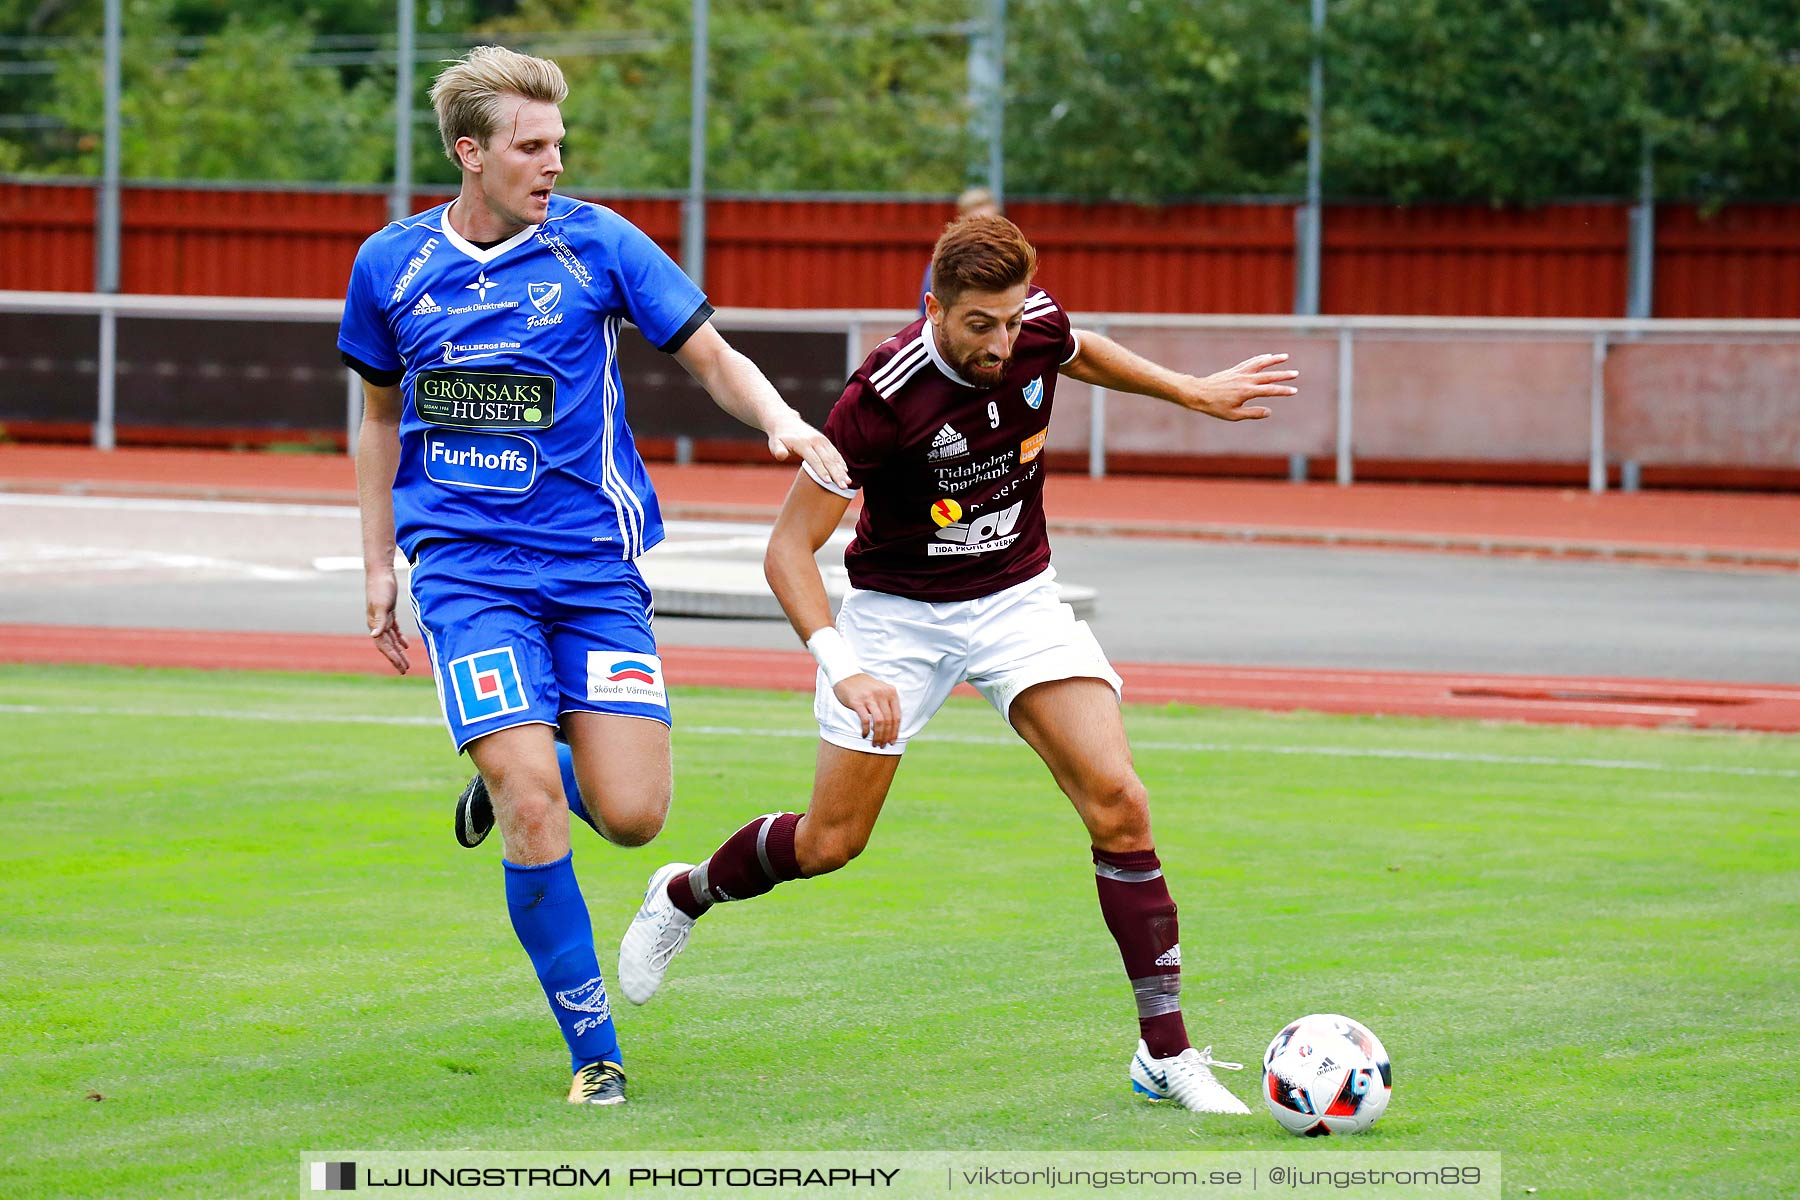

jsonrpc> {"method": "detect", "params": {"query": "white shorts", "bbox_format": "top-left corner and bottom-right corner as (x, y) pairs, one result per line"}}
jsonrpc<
(815, 567), (1123, 755)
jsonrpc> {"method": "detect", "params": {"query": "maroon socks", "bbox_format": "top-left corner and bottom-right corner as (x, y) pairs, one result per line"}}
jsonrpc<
(669, 812), (802, 919)
(1093, 846), (1190, 1059)
(665, 823), (1191, 1060)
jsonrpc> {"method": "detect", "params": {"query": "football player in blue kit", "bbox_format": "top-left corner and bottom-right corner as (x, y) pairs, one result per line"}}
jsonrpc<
(338, 45), (848, 1106)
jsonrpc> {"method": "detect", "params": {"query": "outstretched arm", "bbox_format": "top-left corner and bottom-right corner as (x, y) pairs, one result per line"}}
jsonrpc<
(763, 473), (901, 747)
(1061, 329), (1298, 422)
(674, 322), (851, 488)
(354, 380), (410, 674)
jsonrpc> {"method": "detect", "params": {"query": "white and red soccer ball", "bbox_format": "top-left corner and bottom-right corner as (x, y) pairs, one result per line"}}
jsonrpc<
(1262, 1014), (1392, 1136)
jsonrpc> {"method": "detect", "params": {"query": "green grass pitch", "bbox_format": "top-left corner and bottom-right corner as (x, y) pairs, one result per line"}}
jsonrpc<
(2, 663), (1796, 1198)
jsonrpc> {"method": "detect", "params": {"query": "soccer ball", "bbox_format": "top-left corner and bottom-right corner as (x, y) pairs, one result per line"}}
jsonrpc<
(1262, 1014), (1392, 1136)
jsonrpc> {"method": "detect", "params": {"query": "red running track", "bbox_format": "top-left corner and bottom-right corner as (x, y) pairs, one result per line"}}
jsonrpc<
(5, 625), (1797, 733)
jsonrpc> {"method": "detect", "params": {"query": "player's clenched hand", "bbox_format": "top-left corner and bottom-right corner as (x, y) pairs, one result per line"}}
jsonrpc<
(1181, 353), (1298, 421)
(834, 673), (901, 748)
(365, 570), (411, 675)
(766, 410), (851, 490)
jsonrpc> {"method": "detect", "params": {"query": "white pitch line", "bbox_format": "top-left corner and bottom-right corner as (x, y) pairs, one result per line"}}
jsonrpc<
(0, 703), (443, 727)
(0, 543), (316, 582)
(1, 704), (1794, 779)
(0, 492), (360, 519)
(0, 494), (830, 546)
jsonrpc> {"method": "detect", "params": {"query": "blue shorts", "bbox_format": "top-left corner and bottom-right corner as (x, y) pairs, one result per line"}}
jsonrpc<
(406, 539), (670, 751)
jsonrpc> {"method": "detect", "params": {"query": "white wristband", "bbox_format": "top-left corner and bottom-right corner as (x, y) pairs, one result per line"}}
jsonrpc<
(806, 626), (862, 687)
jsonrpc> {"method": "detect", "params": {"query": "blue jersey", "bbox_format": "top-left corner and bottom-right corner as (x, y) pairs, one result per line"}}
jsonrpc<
(338, 196), (710, 559)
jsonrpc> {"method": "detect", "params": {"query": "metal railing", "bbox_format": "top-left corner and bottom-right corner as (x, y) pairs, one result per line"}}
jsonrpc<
(3, 290), (1797, 492)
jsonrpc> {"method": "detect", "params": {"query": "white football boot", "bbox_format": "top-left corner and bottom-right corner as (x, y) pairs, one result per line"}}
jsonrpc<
(1130, 1040), (1252, 1114)
(618, 862), (696, 1005)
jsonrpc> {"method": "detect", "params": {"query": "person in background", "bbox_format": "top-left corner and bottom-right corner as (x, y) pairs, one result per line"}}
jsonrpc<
(918, 187), (1001, 314)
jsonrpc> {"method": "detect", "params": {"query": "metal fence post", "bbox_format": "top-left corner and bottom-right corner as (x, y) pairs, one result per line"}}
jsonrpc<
(1588, 332), (1608, 494)
(988, 0), (1006, 205)
(1087, 322), (1108, 479)
(96, 0), (121, 452)
(96, 306), (117, 451)
(1334, 324), (1353, 485)
(97, 0), (123, 297)
(1294, 0), (1326, 316)
(1626, 137), (1655, 319)
(681, 0), (709, 287)
(844, 320), (862, 382)
(389, 0), (415, 224)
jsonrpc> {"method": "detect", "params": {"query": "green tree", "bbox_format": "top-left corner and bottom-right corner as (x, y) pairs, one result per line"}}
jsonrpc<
(1005, 0), (1310, 200)
(481, 0), (974, 193)
(1626, 0), (1800, 202)
(40, 10), (391, 181)
(4, 0), (1796, 201)
(1322, 0), (1800, 204)
(2, 0), (511, 182)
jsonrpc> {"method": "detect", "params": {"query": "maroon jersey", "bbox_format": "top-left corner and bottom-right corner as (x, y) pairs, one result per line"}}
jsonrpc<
(804, 288), (1078, 601)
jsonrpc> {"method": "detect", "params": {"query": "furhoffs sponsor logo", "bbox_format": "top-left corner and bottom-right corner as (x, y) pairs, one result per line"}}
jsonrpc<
(423, 431), (538, 492)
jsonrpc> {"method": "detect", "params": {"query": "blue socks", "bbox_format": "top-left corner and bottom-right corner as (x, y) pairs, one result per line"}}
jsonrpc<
(502, 852), (620, 1072)
(555, 740), (600, 836)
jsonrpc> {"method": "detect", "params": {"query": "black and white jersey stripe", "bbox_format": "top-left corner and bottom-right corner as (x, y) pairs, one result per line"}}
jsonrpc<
(869, 333), (930, 399)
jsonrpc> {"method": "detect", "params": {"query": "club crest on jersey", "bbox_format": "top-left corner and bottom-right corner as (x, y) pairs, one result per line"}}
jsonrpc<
(449, 647), (529, 724)
(525, 282), (564, 329)
(1023, 377), (1045, 410)
(587, 652), (667, 707)
(927, 423), (969, 462)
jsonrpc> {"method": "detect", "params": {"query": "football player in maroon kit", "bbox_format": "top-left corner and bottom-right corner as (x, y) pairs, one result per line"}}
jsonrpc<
(619, 215), (1297, 1113)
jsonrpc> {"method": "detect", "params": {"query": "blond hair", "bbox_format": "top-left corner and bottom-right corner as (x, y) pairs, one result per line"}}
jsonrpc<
(429, 45), (569, 162)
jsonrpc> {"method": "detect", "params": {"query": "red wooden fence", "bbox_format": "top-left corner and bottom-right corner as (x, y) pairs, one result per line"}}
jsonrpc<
(2, 180), (1795, 316)
(1322, 203), (1631, 317)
